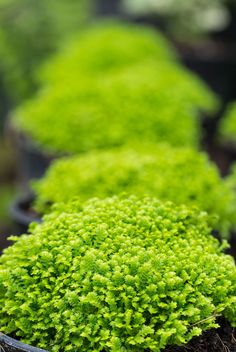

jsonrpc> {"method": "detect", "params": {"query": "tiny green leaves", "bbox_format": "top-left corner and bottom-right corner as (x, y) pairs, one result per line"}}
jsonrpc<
(33, 145), (236, 237)
(0, 196), (235, 351)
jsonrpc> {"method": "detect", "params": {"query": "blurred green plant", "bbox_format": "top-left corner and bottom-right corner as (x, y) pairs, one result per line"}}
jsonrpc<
(0, 185), (15, 226)
(122, 0), (231, 39)
(33, 144), (236, 237)
(0, 196), (235, 351)
(13, 57), (218, 154)
(0, 0), (92, 105)
(219, 102), (236, 145)
(39, 20), (177, 85)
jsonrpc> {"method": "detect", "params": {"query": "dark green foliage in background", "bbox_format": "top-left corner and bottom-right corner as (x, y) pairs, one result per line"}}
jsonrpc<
(0, 0), (92, 105)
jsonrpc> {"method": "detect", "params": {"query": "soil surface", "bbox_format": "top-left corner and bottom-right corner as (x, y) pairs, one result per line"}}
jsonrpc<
(0, 224), (14, 254)
(166, 319), (236, 352)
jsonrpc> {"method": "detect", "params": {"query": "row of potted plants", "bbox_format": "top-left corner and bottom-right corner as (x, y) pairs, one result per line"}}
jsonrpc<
(1, 19), (236, 351)
(1, 196), (236, 351)
(10, 21), (219, 183)
(12, 144), (236, 238)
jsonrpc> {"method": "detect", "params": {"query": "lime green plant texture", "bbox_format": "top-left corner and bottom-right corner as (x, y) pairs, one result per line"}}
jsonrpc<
(0, 196), (235, 351)
(40, 20), (177, 85)
(14, 60), (218, 154)
(219, 102), (236, 145)
(33, 145), (236, 237)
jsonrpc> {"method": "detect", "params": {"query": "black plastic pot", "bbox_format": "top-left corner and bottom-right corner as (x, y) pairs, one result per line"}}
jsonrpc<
(96, 0), (121, 16)
(122, 12), (236, 104)
(0, 333), (47, 352)
(0, 226), (13, 254)
(200, 110), (221, 156)
(0, 77), (10, 137)
(15, 133), (58, 187)
(204, 141), (236, 176)
(229, 232), (236, 259)
(174, 41), (236, 106)
(1, 320), (235, 352)
(10, 194), (41, 236)
(6, 124), (62, 189)
(212, 230), (236, 260)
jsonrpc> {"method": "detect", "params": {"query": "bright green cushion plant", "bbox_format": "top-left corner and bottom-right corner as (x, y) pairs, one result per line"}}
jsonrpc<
(13, 59), (218, 154)
(32, 144), (236, 238)
(0, 196), (235, 351)
(40, 20), (177, 85)
(219, 102), (236, 146)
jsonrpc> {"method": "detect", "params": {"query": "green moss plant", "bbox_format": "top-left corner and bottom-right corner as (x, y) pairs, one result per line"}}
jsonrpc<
(32, 144), (236, 238)
(219, 102), (236, 146)
(0, 196), (235, 351)
(39, 20), (177, 85)
(13, 59), (218, 154)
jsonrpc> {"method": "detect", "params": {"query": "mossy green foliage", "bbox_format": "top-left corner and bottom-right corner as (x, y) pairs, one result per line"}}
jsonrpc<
(0, 196), (235, 351)
(39, 20), (177, 85)
(219, 102), (236, 145)
(14, 58), (218, 154)
(0, 0), (92, 103)
(33, 145), (236, 237)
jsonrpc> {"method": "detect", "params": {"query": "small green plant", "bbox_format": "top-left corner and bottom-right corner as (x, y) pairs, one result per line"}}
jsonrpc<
(33, 145), (236, 237)
(219, 102), (236, 145)
(0, 196), (235, 351)
(13, 58), (218, 154)
(40, 20), (177, 85)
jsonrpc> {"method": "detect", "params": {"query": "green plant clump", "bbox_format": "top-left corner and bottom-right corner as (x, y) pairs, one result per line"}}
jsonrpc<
(39, 20), (177, 85)
(13, 60), (218, 154)
(33, 145), (236, 237)
(219, 102), (236, 145)
(0, 196), (235, 351)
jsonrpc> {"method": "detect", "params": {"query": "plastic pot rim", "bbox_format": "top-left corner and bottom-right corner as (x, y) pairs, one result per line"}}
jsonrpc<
(0, 332), (48, 352)
(9, 193), (41, 229)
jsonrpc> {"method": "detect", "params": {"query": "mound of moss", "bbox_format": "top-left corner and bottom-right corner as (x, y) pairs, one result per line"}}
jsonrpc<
(13, 60), (218, 154)
(40, 20), (177, 85)
(0, 196), (235, 351)
(219, 102), (236, 145)
(33, 145), (236, 237)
